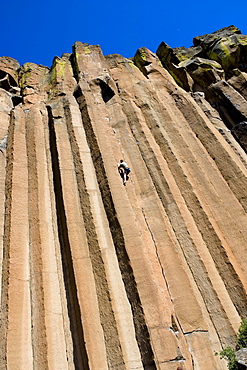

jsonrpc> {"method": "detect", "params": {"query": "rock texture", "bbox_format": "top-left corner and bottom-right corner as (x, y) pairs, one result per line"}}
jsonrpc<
(0, 26), (247, 369)
(236, 348), (247, 368)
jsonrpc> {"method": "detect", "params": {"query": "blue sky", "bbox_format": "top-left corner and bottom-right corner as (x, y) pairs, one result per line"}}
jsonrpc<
(1, 0), (247, 67)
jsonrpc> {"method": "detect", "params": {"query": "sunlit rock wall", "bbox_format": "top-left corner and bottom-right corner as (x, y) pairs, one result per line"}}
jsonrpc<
(1, 26), (247, 370)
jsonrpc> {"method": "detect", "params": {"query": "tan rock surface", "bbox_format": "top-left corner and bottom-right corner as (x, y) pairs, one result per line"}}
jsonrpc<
(1, 27), (247, 369)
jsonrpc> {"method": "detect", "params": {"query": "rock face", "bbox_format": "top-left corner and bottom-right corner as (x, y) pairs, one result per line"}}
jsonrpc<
(236, 348), (247, 368)
(0, 26), (247, 369)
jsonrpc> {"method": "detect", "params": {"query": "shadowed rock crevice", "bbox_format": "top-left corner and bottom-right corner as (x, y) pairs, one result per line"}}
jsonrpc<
(98, 79), (115, 102)
(0, 110), (15, 369)
(47, 106), (89, 370)
(74, 86), (157, 370)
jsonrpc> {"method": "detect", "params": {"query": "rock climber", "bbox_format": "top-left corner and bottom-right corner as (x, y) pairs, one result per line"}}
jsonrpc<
(118, 159), (131, 186)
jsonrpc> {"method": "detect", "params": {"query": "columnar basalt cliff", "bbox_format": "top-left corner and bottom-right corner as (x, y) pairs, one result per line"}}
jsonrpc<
(1, 25), (247, 369)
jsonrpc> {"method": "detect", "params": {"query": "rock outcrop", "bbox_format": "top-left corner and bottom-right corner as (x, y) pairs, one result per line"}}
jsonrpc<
(0, 26), (247, 369)
(236, 348), (247, 368)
